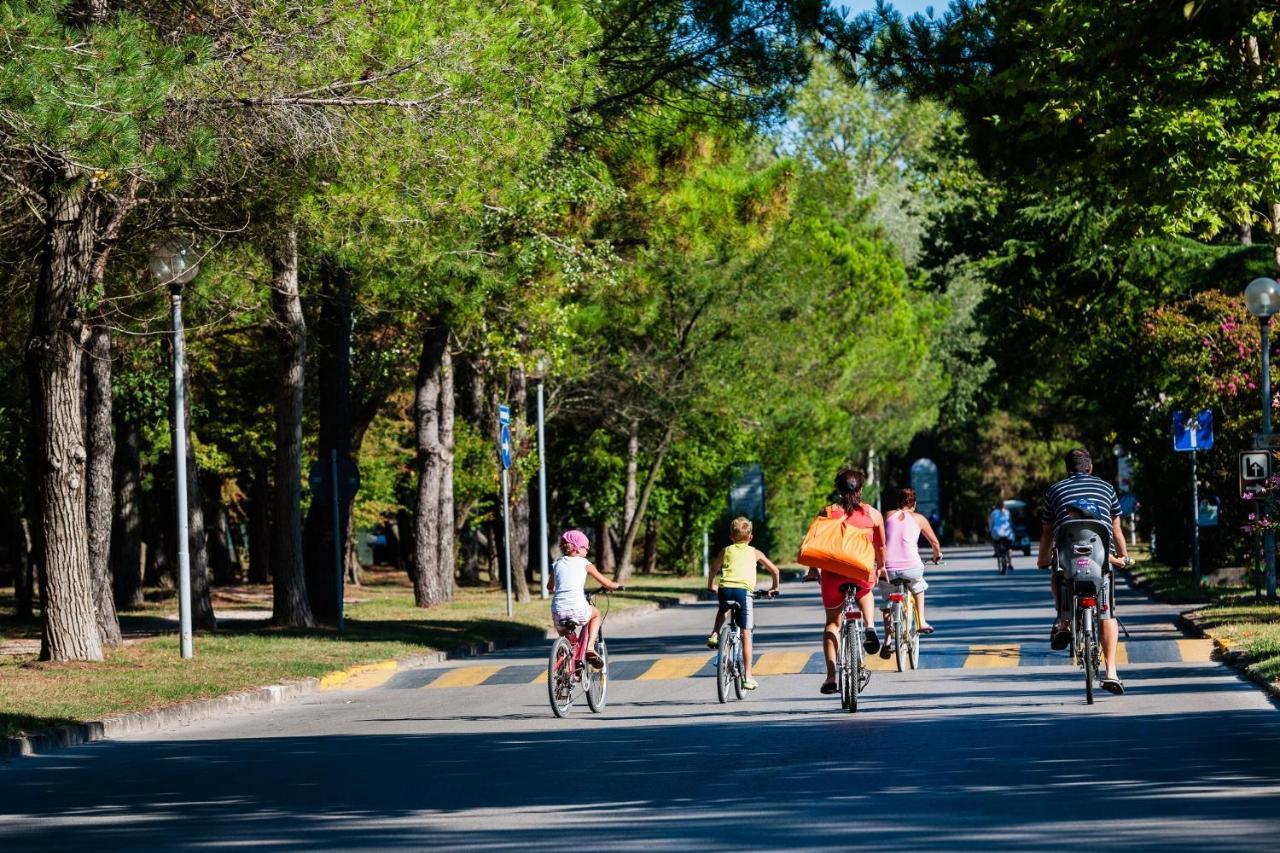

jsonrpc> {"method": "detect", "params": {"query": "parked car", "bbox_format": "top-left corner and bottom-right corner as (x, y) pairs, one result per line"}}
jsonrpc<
(1004, 499), (1033, 556)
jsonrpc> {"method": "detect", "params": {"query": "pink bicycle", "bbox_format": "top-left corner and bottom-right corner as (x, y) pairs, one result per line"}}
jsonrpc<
(547, 587), (615, 718)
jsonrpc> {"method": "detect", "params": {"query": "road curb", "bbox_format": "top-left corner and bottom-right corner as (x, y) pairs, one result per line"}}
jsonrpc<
(1119, 565), (1280, 705)
(1176, 611), (1280, 705)
(3, 589), (699, 762)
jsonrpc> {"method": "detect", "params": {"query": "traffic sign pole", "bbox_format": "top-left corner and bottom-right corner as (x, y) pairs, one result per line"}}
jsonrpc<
(1191, 450), (1201, 582)
(501, 467), (513, 618)
(498, 403), (514, 618)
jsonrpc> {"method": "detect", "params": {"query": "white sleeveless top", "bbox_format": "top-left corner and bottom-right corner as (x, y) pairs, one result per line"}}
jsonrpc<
(551, 555), (590, 613)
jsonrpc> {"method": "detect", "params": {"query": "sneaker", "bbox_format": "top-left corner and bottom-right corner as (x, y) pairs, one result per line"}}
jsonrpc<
(742, 678), (759, 690)
(863, 630), (881, 655)
(706, 633), (719, 649)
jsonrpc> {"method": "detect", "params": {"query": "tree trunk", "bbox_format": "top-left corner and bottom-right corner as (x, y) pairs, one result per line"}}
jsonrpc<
(26, 174), (102, 662)
(112, 416), (145, 610)
(615, 424), (675, 581)
(269, 228), (313, 628)
(642, 519), (658, 574)
(623, 417), (639, 539)
(84, 322), (121, 647)
(179, 363), (217, 631)
(596, 517), (614, 575)
(411, 325), (448, 607)
(206, 475), (236, 585)
(303, 264), (353, 622)
(438, 346), (456, 602)
(247, 460), (271, 584)
(507, 369), (531, 603)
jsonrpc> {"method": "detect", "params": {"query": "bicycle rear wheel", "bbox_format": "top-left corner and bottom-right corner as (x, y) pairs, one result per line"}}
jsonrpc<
(716, 625), (734, 704)
(908, 601), (920, 670)
(587, 636), (608, 712)
(547, 637), (575, 718)
(847, 623), (861, 713)
(837, 626), (852, 710)
(1082, 611), (1096, 705)
(894, 603), (908, 673)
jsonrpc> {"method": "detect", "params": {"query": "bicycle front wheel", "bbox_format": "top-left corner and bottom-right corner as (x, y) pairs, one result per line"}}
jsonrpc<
(548, 637), (575, 718)
(716, 625), (734, 704)
(587, 636), (608, 713)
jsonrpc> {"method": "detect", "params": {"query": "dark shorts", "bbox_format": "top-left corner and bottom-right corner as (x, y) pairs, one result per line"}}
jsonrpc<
(718, 587), (754, 630)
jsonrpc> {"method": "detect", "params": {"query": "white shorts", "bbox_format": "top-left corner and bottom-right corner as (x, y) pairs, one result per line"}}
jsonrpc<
(552, 606), (592, 631)
(878, 566), (929, 604)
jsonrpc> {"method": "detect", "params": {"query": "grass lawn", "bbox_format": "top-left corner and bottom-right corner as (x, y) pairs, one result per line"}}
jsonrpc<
(1128, 553), (1280, 683)
(0, 568), (706, 739)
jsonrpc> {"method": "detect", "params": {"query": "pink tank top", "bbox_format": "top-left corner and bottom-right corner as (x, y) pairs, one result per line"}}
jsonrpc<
(884, 510), (922, 570)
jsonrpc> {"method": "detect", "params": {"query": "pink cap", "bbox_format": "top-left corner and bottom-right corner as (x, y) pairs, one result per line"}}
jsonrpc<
(560, 529), (589, 553)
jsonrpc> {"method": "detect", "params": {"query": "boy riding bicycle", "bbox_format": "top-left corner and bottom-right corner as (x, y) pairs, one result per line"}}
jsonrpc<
(706, 517), (780, 691)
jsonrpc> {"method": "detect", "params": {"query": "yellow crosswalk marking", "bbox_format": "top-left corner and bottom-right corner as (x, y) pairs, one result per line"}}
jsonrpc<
(639, 655), (710, 680)
(1177, 639), (1216, 662)
(530, 669), (548, 685)
(1109, 641), (1129, 666)
(752, 652), (811, 676)
(428, 665), (503, 688)
(320, 660), (397, 690)
(963, 644), (1021, 668)
(865, 651), (898, 671)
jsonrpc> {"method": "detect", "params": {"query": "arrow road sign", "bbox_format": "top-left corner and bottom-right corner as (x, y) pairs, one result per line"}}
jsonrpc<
(498, 404), (512, 470)
(1173, 409), (1214, 452)
(1241, 451), (1272, 499)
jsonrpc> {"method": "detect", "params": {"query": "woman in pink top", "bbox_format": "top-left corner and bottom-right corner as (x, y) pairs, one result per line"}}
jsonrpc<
(878, 488), (942, 655)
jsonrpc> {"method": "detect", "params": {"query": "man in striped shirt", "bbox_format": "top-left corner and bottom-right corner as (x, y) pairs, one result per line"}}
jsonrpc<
(1036, 448), (1131, 694)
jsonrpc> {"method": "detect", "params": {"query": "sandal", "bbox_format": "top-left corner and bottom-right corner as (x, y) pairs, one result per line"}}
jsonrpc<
(819, 680), (839, 695)
(879, 642), (894, 660)
(585, 650), (604, 669)
(1101, 677), (1125, 695)
(863, 630), (881, 655)
(918, 624), (935, 635)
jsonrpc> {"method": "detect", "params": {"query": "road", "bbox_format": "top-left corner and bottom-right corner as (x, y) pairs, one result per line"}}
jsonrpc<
(3, 547), (1280, 851)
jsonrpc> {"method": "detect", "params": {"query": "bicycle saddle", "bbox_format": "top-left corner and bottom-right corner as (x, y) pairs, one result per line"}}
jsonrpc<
(838, 582), (857, 594)
(558, 618), (580, 631)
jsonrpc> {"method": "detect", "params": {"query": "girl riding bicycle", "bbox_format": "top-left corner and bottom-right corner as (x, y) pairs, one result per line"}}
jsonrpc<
(879, 488), (942, 657)
(803, 469), (885, 695)
(548, 529), (620, 668)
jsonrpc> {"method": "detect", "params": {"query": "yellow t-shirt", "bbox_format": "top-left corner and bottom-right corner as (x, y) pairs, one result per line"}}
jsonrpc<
(719, 542), (758, 590)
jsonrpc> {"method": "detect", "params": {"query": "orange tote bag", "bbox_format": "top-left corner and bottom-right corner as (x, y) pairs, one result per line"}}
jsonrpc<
(797, 513), (876, 582)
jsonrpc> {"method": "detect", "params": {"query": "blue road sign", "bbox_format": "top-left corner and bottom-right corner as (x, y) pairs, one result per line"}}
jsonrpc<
(1173, 409), (1214, 452)
(498, 404), (512, 470)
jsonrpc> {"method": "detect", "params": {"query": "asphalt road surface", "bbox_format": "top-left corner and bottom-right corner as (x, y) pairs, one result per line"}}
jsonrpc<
(4, 547), (1280, 851)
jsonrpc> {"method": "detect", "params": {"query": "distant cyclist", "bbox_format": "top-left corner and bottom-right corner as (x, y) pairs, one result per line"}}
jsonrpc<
(879, 488), (942, 658)
(705, 517), (781, 691)
(988, 499), (1015, 570)
(1035, 448), (1130, 695)
(548, 530), (621, 668)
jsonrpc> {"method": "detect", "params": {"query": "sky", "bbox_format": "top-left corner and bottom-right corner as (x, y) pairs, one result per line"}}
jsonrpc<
(839, 1), (946, 19)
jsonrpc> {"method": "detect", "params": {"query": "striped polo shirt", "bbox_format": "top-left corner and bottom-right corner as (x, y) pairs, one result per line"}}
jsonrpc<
(1040, 473), (1121, 531)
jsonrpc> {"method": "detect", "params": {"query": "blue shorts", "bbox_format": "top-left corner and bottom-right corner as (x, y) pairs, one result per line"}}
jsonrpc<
(718, 587), (754, 631)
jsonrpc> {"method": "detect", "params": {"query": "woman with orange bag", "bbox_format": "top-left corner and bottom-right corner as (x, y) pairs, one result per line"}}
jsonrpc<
(803, 469), (886, 695)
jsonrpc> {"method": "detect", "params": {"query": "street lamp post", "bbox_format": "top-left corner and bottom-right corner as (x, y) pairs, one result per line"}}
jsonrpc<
(1245, 276), (1280, 600)
(533, 360), (550, 600)
(149, 241), (200, 658)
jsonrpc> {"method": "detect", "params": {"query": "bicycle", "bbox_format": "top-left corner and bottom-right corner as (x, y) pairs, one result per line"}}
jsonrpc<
(1070, 586), (1104, 705)
(884, 582), (915, 672)
(547, 587), (618, 718)
(994, 537), (1013, 575)
(715, 589), (776, 703)
(835, 582), (871, 712)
